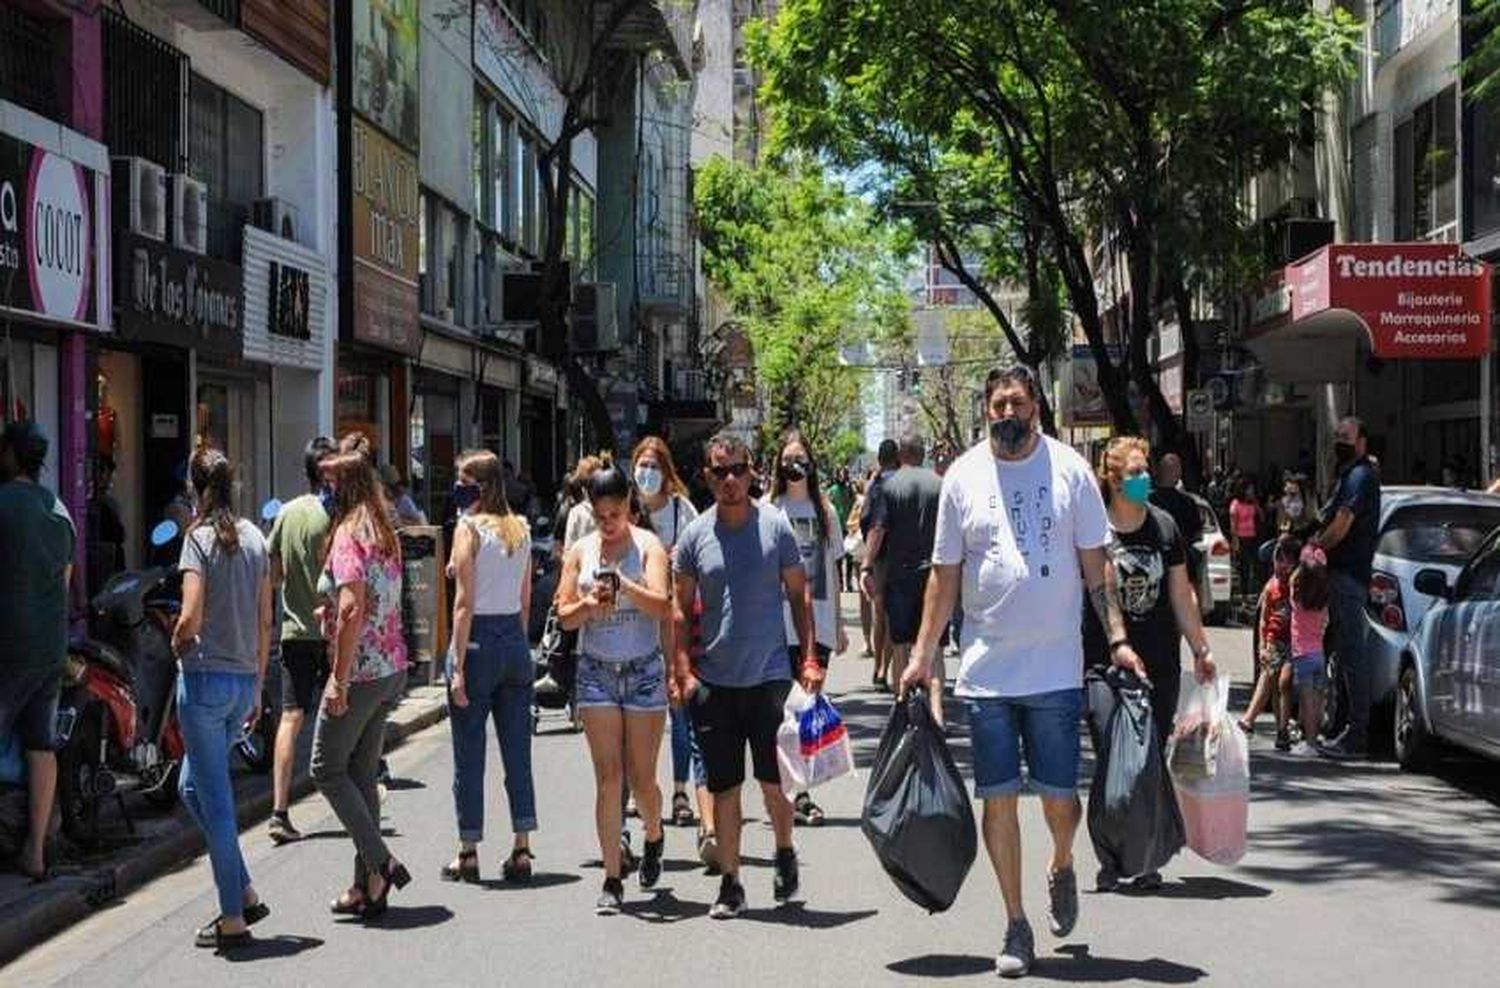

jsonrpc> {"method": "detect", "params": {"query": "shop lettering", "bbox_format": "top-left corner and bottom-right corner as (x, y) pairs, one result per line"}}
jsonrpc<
(33, 198), (85, 278)
(130, 247), (240, 332)
(368, 210), (405, 269)
(1334, 253), (1484, 279)
(351, 119), (417, 273)
(0, 179), (17, 272)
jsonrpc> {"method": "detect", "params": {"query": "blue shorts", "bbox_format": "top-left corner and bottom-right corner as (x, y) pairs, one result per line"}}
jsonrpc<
(965, 687), (1084, 800)
(576, 652), (669, 713)
(1292, 653), (1328, 692)
(0, 664), (62, 752)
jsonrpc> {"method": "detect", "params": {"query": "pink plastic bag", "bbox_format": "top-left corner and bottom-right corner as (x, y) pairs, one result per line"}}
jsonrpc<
(1166, 672), (1249, 866)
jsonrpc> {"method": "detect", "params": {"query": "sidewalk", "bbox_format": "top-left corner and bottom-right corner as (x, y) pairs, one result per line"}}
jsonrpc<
(0, 685), (449, 966)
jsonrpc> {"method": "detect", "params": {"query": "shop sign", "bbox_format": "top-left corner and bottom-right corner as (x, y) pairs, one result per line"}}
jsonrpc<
(116, 232), (243, 357)
(1063, 343), (1120, 427)
(526, 355), (558, 392)
(0, 131), (104, 329)
(1289, 243), (1491, 359)
(1246, 271), (1292, 330)
(242, 224), (328, 370)
(350, 117), (419, 355)
(269, 261), (312, 340)
(1186, 389), (1213, 433)
(352, 0), (419, 149)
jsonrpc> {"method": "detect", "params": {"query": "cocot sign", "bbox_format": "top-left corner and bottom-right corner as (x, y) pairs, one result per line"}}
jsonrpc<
(0, 132), (99, 327)
(1289, 243), (1491, 360)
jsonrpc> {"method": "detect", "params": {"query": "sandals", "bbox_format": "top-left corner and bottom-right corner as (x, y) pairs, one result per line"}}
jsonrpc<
(359, 859), (411, 920)
(671, 791), (695, 827)
(194, 919), (253, 950)
(793, 793), (825, 827)
(441, 849), (480, 883)
(501, 847), (535, 884)
(330, 889), (365, 915)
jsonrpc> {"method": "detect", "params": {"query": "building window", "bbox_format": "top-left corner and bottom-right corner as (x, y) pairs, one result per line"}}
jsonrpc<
(189, 72), (264, 261)
(569, 184), (596, 280)
(1467, 89), (1500, 239)
(496, 108), (516, 238)
(103, 9), (187, 171)
(421, 193), (466, 324)
(474, 92), (518, 242)
(1396, 86), (1457, 241)
(521, 138), (539, 255)
(0, 8), (63, 122)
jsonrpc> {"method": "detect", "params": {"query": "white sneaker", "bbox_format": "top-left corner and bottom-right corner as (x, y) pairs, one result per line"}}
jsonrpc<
(1290, 741), (1318, 757)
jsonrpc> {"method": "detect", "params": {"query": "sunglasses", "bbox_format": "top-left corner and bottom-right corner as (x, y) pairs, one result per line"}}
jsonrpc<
(708, 462), (751, 480)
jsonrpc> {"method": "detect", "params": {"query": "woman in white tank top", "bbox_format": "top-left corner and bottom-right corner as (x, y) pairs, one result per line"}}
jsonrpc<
(556, 463), (672, 914)
(442, 450), (537, 885)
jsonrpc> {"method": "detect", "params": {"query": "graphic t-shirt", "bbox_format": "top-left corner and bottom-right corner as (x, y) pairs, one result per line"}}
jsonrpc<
(675, 501), (804, 687)
(328, 522), (408, 682)
(267, 493), (331, 642)
(932, 436), (1109, 698)
(776, 495), (844, 650)
(1081, 506), (1185, 674)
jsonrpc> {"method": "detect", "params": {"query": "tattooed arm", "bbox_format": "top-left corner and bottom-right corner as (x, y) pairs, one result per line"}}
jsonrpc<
(1078, 545), (1148, 681)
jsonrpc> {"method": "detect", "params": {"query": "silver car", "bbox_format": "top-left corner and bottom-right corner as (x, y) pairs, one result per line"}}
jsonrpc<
(1394, 527), (1500, 771)
(1362, 487), (1500, 748)
(1188, 493), (1233, 625)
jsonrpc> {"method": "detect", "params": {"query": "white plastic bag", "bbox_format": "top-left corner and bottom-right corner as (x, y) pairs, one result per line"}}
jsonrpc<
(1167, 671), (1249, 866)
(776, 685), (855, 796)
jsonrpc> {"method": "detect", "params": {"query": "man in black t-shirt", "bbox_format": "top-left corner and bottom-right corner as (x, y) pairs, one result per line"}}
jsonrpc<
(1149, 453), (1203, 584)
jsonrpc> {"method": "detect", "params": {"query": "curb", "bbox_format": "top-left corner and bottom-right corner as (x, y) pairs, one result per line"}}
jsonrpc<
(0, 689), (449, 968)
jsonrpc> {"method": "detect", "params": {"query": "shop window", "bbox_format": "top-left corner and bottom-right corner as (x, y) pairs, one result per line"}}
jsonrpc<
(1395, 86), (1457, 242)
(410, 390), (457, 524)
(189, 72), (265, 262)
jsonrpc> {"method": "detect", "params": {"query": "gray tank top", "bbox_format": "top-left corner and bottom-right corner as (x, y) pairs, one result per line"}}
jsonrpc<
(577, 528), (660, 661)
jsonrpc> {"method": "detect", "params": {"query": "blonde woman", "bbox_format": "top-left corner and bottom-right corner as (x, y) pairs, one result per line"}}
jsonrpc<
(442, 450), (537, 884)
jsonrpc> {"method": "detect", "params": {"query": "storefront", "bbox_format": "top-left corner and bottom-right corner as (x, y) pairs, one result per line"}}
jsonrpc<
(522, 355), (563, 496)
(1243, 242), (1492, 489)
(0, 117), (111, 578)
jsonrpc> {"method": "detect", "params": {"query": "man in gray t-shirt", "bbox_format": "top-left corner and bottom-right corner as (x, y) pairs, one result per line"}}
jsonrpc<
(672, 433), (819, 919)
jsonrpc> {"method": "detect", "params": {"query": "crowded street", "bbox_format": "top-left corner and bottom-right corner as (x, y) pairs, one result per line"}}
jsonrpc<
(5, 615), (1500, 986)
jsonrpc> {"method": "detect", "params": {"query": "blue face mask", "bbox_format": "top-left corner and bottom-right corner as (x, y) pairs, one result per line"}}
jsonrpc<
(318, 485), (337, 518)
(1122, 473), (1152, 505)
(452, 482), (481, 512)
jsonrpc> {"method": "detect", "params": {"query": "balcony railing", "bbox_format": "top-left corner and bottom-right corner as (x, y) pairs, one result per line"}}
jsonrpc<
(0, 8), (61, 122)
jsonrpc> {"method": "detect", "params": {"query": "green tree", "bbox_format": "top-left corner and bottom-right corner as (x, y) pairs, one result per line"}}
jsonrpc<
(695, 156), (909, 457)
(758, 0), (1356, 464)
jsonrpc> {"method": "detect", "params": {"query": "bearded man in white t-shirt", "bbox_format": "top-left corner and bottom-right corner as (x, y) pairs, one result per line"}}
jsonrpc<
(900, 366), (1145, 979)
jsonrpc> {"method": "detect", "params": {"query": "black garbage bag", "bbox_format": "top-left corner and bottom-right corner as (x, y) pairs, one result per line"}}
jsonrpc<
(1085, 667), (1185, 878)
(861, 688), (978, 912)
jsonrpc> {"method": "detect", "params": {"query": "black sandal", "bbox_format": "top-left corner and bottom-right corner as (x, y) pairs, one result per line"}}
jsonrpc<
(194, 918), (253, 950)
(793, 793), (825, 827)
(330, 888), (364, 915)
(441, 849), (480, 883)
(501, 847), (535, 883)
(671, 791), (695, 827)
(359, 859), (411, 920)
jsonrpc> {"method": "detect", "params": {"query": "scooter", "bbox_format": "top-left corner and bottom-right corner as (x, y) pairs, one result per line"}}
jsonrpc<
(231, 499), (285, 774)
(55, 519), (186, 848)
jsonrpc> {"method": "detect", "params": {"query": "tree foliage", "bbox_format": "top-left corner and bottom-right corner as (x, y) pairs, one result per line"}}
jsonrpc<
(694, 156), (909, 458)
(758, 0), (1357, 464)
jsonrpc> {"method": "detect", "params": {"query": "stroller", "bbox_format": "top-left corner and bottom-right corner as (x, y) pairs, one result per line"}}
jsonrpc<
(531, 603), (582, 734)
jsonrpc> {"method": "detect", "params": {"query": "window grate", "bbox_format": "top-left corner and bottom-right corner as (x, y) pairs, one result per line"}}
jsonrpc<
(0, 8), (61, 122)
(103, 9), (188, 170)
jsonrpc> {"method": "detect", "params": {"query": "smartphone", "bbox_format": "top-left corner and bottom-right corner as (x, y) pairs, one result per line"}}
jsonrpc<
(596, 564), (620, 604)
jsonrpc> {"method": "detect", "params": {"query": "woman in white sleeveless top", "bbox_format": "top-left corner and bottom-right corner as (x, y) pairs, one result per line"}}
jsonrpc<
(556, 463), (672, 915)
(442, 450), (537, 885)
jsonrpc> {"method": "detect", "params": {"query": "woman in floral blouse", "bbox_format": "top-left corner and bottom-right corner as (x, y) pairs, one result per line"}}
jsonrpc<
(310, 435), (411, 920)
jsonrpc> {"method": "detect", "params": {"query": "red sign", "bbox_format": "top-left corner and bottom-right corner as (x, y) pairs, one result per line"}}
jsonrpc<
(1289, 243), (1491, 359)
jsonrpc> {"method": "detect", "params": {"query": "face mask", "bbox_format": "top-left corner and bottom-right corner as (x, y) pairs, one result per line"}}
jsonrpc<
(634, 465), (664, 497)
(1284, 497), (1304, 518)
(1334, 441), (1356, 465)
(780, 458), (810, 483)
(1121, 473), (1152, 505)
(990, 416), (1032, 456)
(452, 482), (481, 511)
(318, 485), (337, 518)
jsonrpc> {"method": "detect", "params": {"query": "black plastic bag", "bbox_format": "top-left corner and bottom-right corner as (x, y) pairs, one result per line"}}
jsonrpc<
(861, 689), (978, 912)
(1085, 667), (1185, 878)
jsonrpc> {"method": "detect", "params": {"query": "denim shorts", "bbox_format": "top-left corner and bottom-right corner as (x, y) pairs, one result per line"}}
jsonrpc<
(575, 652), (668, 713)
(965, 687), (1085, 800)
(1292, 653), (1328, 692)
(0, 665), (63, 752)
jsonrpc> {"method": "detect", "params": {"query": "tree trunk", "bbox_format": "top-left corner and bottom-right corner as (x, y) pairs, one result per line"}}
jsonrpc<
(1169, 274), (1206, 488)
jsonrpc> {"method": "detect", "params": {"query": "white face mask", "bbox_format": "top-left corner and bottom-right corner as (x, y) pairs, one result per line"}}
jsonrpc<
(1284, 496), (1304, 518)
(634, 465), (664, 497)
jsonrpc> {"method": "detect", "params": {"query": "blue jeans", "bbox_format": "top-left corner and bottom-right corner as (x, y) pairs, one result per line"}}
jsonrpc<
(669, 705), (706, 788)
(1330, 570), (1369, 741)
(449, 614), (536, 841)
(177, 669), (258, 919)
(965, 687), (1085, 800)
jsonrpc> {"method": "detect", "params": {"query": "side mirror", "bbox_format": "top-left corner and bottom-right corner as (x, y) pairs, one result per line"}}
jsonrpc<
(1413, 568), (1451, 600)
(150, 519), (180, 547)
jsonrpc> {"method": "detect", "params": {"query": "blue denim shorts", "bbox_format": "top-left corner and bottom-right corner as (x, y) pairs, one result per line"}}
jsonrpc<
(965, 687), (1085, 800)
(1292, 653), (1329, 692)
(575, 652), (668, 713)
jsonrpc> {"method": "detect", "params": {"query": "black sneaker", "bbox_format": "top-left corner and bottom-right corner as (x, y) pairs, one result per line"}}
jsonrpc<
(639, 837), (664, 890)
(595, 877), (624, 915)
(709, 874), (745, 919)
(1318, 731), (1368, 761)
(1047, 866), (1078, 937)
(1274, 729), (1292, 752)
(772, 848), (799, 904)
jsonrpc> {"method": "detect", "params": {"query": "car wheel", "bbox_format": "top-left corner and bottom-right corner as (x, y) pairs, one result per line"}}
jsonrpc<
(1394, 664), (1438, 773)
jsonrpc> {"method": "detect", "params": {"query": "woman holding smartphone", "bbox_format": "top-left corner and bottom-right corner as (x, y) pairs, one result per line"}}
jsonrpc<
(556, 464), (674, 915)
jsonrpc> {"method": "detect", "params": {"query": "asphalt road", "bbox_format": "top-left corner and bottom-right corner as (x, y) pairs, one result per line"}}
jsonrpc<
(7, 612), (1500, 987)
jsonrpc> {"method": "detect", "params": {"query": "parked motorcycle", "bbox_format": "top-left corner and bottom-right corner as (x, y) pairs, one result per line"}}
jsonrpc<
(231, 498), (285, 774)
(56, 519), (185, 847)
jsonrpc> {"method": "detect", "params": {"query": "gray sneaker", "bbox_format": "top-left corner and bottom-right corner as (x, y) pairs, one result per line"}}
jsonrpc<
(1047, 867), (1078, 937)
(996, 919), (1035, 978)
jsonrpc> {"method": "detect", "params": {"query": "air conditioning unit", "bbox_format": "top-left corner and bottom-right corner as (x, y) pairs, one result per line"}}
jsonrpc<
(169, 174), (207, 254)
(112, 157), (167, 242)
(501, 271), (545, 322)
(571, 282), (619, 352)
(252, 197), (301, 244)
(1262, 216), (1334, 269)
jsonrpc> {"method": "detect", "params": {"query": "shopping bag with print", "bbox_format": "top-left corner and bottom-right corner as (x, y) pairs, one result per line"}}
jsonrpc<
(777, 686), (855, 795)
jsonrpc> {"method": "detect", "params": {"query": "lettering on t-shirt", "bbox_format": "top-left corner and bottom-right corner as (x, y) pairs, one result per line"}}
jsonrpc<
(1000, 482), (1057, 578)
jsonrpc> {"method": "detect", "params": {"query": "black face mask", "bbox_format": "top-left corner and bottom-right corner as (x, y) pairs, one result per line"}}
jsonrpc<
(990, 416), (1032, 456)
(1334, 442), (1356, 466)
(780, 459), (810, 483)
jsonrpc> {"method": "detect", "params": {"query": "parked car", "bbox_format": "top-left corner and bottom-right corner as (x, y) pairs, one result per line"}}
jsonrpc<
(1393, 525), (1500, 771)
(1188, 492), (1233, 625)
(1361, 487), (1500, 749)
